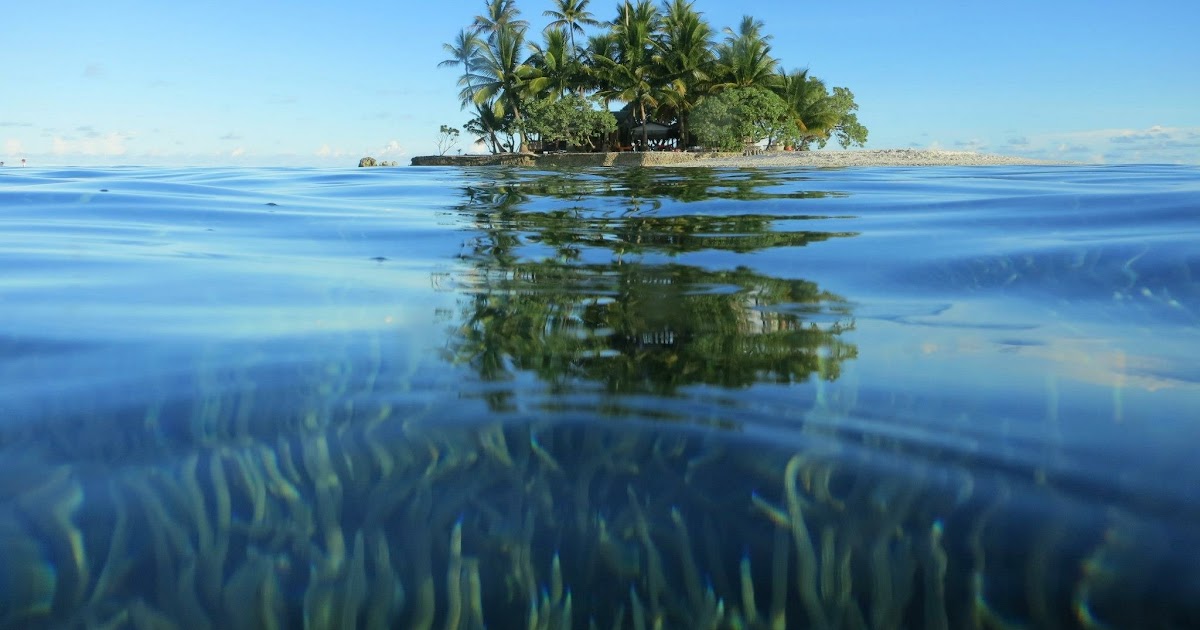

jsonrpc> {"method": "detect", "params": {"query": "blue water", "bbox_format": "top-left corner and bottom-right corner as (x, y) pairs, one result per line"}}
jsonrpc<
(1, 164), (1198, 628)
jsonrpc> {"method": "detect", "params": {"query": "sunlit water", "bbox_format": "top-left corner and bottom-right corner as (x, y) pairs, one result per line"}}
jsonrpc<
(1, 164), (1197, 628)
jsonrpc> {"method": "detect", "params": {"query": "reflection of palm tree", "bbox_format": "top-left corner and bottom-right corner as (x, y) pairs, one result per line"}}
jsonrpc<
(445, 169), (859, 399)
(452, 260), (856, 394)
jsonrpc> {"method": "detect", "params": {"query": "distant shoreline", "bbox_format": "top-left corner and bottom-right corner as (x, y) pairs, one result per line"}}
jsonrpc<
(408, 149), (1072, 168)
(666, 148), (1074, 168)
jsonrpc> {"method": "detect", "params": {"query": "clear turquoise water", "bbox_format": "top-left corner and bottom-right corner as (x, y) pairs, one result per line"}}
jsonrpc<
(1, 164), (1198, 628)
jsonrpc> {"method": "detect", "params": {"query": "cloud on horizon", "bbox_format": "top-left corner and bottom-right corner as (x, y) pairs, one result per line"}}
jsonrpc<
(51, 131), (135, 156)
(315, 144), (349, 159)
(376, 140), (404, 157)
(989, 125), (1200, 164)
(953, 138), (988, 152)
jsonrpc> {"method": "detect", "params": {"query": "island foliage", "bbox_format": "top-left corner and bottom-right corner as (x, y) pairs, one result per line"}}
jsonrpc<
(440, 0), (868, 154)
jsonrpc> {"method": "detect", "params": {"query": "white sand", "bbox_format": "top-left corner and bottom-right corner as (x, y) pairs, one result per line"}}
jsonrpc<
(669, 148), (1071, 168)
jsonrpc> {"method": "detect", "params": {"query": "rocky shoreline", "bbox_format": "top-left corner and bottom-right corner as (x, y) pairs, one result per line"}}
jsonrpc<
(406, 149), (1070, 169)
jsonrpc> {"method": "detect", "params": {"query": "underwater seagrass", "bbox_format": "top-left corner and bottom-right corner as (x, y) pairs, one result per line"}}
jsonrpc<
(2, 392), (1196, 628)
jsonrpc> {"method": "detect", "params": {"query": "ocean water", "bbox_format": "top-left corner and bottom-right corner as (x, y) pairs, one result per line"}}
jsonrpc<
(1, 163), (1197, 628)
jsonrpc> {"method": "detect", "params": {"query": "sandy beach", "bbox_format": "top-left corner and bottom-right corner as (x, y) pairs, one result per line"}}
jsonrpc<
(669, 148), (1070, 168)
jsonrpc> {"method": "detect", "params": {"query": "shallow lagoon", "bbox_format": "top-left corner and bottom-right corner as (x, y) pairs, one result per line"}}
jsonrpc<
(1, 164), (1198, 628)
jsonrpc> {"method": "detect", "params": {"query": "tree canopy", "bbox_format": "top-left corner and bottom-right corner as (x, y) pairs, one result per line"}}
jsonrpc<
(439, 0), (868, 153)
(690, 86), (793, 151)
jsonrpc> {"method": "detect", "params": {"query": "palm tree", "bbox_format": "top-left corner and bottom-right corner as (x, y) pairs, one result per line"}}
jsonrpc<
(468, 24), (549, 152)
(596, 0), (663, 149)
(774, 68), (839, 149)
(473, 0), (529, 40)
(439, 28), (485, 109)
(465, 101), (506, 153)
(580, 32), (619, 99)
(656, 0), (716, 146)
(527, 27), (575, 98)
(715, 15), (778, 90)
(542, 0), (600, 64)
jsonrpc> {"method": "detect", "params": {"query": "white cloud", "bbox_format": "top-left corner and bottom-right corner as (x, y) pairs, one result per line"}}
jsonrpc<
(315, 144), (349, 158)
(5, 139), (24, 155)
(50, 131), (133, 156)
(231, 147), (246, 157)
(992, 125), (1200, 164)
(377, 140), (404, 156)
(953, 138), (988, 152)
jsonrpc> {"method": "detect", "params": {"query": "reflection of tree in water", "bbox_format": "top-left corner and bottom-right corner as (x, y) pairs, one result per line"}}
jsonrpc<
(452, 262), (855, 396)
(447, 168), (858, 402)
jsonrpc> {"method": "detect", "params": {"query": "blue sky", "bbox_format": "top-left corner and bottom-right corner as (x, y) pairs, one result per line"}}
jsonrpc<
(3, 0), (1198, 166)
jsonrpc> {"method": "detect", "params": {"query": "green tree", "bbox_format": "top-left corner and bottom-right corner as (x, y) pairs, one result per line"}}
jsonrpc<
(579, 32), (619, 101)
(714, 15), (778, 90)
(441, 0), (866, 155)
(542, 0), (600, 65)
(436, 124), (461, 155)
(439, 28), (485, 109)
(527, 27), (576, 98)
(465, 101), (512, 153)
(473, 0), (528, 40)
(468, 23), (549, 152)
(521, 93), (617, 150)
(774, 68), (838, 150)
(690, 86), (792, 150)
(594, 0), (664, 149)
(655, 0), (716, 146)
(828, 86), (868, 148)
(772, 72), (868, 150)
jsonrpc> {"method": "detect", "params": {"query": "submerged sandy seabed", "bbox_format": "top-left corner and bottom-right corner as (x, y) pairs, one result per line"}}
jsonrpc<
(669, 148), (1072, 168)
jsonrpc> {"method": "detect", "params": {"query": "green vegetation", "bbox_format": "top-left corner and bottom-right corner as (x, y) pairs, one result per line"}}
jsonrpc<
(689, 86), (792, 151)
(521, 93), (617, 150)
(440, 0), (868, 153)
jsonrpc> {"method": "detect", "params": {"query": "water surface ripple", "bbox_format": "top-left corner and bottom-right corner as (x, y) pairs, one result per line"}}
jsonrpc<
(1, 164), (1197, 628)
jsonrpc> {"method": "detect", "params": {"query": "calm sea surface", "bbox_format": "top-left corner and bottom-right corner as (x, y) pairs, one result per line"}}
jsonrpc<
(1, 164), (1198, 628)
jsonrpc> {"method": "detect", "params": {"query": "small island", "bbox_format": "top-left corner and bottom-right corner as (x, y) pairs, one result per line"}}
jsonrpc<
(405, 0), (876, 167)
(408, 149), (1064, 168)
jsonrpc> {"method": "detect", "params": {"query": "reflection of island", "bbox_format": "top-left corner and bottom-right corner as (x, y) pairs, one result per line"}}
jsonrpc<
(446, 168), (858, 400)
(450, 261), (855, 394)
